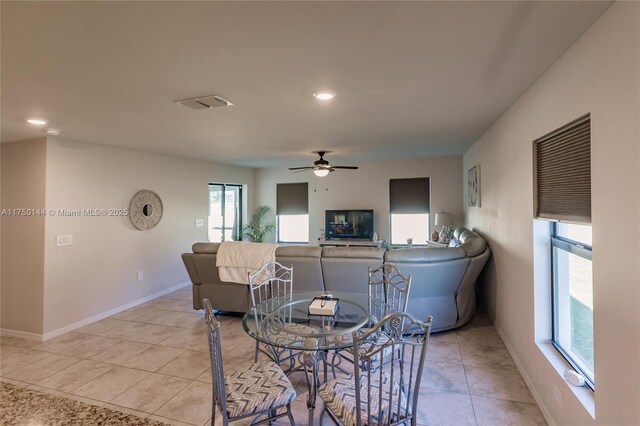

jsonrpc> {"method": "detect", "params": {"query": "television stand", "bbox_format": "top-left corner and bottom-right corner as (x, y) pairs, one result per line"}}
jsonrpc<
(319, 240), (383, 248)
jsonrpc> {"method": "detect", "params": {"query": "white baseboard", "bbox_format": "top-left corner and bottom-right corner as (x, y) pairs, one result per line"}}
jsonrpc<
(493, 320), (556, 426)
(0, 328), (42, 341)
(1, 282), (191, 342)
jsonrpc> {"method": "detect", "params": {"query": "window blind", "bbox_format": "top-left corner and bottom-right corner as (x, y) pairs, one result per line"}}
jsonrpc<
(389, 177), (431, 214)
(276, 182), (308, 215)
(534, 114), (591, 223)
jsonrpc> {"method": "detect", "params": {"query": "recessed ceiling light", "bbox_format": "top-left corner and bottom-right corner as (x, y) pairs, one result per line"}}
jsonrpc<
(313, 90), (336, 101)
(46, 128), (61, 136)
(26, 118), (48, 126)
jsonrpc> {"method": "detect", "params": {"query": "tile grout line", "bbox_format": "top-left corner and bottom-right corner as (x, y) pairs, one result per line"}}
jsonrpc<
(70, 363), (152, 405)
(146, 377), (196, 425)
(460, 346), (480, 426)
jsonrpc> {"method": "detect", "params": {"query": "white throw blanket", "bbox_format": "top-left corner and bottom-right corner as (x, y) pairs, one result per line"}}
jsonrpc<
(216, 241), (278, 284)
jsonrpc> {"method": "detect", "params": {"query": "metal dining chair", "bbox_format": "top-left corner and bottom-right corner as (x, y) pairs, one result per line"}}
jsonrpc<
(202, 298), (296, 426)
(248, 261), (297, 366)
(332, 263), (412, 375)
(319, 311), (433, 426)
(367, 263), (412, 323)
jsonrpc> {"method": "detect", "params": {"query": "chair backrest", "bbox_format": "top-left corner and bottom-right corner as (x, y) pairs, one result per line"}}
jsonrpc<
(352, 312), (432, 426)
(248, 261), (293, 306)
(202, 299), (227, 416)
(368, 263), (412, 321)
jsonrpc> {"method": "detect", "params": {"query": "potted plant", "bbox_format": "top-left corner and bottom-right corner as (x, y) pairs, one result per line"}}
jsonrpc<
(242, 205), (276, 243)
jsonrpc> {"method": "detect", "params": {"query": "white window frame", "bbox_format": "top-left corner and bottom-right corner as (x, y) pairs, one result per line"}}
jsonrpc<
(550, 222), (594, 390)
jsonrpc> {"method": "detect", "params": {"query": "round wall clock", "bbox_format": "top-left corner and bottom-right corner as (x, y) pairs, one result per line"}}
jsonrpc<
(129, 190), (163, 230)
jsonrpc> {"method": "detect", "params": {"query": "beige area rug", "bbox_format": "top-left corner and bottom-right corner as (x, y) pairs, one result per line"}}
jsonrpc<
(0, 382), (167, 425)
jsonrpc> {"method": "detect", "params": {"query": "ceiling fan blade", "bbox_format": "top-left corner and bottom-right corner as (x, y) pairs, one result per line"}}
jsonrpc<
(288, 166), (313, 170)
(331, 166), (359, 170)
(293, 169), (312, 173)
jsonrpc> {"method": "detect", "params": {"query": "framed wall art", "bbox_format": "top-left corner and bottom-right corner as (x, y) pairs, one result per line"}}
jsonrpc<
(468, 165), (480, 207)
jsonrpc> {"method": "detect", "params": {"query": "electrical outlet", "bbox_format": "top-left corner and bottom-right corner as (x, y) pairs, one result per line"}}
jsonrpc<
(195, 219), (204, 227)
(56, 234), (73, 247)
(137, 271), (144, 281)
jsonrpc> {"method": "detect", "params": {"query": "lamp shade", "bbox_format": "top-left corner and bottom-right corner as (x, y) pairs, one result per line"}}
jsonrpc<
(434, 212), (453, 227)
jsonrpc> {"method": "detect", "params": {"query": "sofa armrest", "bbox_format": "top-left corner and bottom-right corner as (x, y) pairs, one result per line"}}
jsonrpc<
(181, 253), (202, 285)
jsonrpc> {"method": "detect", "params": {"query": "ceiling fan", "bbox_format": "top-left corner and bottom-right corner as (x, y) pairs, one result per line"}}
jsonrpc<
(289, 151), (358, 177)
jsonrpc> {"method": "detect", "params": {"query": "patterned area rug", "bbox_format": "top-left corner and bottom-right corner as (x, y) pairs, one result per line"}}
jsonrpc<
(0, 382), (166, 425)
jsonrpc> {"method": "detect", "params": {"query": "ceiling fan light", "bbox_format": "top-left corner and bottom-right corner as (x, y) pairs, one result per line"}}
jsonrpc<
(314, 169), (330, 177)
(313, 90), (336, 101)
(26, 118), (48, 126)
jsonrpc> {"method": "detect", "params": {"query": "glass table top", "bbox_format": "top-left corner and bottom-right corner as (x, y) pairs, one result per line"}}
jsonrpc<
(242, 292), (371, 351)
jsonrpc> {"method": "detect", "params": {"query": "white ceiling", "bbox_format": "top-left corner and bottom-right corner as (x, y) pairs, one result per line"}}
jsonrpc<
(1, 1), (610, 168)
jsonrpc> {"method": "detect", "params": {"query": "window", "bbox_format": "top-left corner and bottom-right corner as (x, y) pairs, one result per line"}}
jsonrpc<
(389, 178), (431, 245)
(551, 223), (594, 388)
(390, 213), (429, 245)
(277, 215), (309, 243)
(277, 183), (309, 243)
(208, 183), (242, 242)
(534, 114), (593, 388)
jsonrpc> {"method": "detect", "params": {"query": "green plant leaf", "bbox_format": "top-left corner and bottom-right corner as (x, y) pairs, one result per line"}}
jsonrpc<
(243, 205), (275, 243)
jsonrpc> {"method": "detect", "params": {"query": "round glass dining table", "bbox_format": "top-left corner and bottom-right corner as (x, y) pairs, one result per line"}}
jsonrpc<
(242, 291), (371, 425)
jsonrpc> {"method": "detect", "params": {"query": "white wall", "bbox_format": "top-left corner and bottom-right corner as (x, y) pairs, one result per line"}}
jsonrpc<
(463, 3), (639, 425)
(1, 139), (47, 335)
(42, 139), (254, 335)
(255, 156), (463, 244)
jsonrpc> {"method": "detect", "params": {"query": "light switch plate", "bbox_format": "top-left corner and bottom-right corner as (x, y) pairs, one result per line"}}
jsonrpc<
(56, 234), (73, 247)
(195, 219), (204, 227)
(137, 271), (144, 281)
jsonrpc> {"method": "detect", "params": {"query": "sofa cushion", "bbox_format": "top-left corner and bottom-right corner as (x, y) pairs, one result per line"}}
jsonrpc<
(321, 248), (384, 293)
(192, 242), (220, 254)
(385, 247), (466, 262)
(322, 247), (385, 259)
(453, 227), (467, 240)
(276, 245), (322, 258)
(276, 246), (325, 292)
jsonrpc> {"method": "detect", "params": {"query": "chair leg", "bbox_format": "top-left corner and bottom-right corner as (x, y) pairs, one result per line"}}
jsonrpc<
(330, 352), (337, 379)
(255, 340), (260, 363)
(211, 401), (216, 426)
(320, 406), (334, 426)
(286, 404), (295, 426)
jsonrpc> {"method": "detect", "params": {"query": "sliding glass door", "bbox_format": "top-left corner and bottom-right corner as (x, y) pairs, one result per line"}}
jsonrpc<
(208, 183), (242, 242)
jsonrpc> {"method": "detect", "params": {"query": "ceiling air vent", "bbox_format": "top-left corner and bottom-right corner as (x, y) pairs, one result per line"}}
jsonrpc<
(175, 95), (234, 110)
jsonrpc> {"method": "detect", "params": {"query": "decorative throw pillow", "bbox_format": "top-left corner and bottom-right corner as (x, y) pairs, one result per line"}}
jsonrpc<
(448, 238), (461, 248)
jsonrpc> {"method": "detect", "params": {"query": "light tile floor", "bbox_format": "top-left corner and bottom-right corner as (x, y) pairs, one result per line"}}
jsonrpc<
(0, 287), (546, 426)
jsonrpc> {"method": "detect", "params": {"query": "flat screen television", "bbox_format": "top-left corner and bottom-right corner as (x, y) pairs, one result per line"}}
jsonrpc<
(325, 210), (374, 240)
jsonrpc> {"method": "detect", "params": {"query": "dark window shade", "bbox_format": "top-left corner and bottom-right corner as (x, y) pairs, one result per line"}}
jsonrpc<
(389, 178), (431, 214)
(534, 114), (591, 224)
(277, 183), (308, 215)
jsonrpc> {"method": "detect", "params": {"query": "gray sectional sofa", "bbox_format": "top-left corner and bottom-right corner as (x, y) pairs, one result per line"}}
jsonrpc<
(181, 227), (489, 332)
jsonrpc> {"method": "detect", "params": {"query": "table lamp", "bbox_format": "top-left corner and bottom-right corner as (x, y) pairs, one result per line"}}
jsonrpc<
(435, 212), (453, 243)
